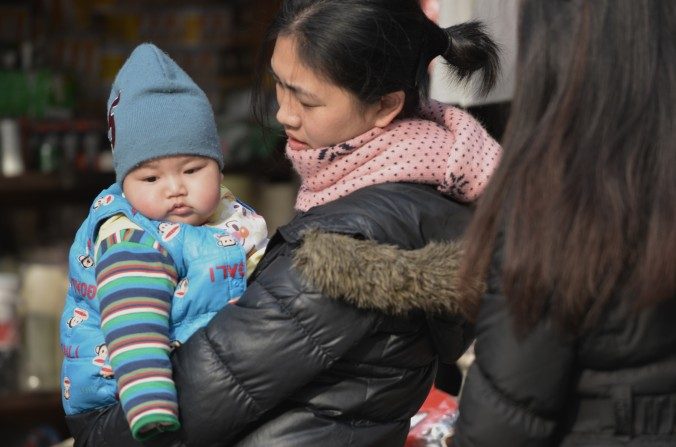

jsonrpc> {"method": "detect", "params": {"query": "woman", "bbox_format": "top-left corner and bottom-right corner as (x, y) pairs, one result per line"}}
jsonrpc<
(67, 1), (501, 445)
(454, 1), (676, 446)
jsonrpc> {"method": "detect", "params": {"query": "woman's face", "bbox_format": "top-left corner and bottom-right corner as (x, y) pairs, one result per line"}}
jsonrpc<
(271, 35), (383, 150)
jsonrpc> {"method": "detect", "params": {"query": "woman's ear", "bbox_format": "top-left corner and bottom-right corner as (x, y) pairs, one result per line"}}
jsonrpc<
(373, 91), (405, 128)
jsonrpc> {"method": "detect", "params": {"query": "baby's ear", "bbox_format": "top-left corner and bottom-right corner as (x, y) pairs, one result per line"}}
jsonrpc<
(373, 90), (405, 128)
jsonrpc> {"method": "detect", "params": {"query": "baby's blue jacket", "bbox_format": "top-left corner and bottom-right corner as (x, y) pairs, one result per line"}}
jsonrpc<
(60, 183), (246, 415)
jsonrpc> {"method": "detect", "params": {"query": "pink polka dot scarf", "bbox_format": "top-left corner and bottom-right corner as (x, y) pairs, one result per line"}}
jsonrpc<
(287, 100), (502, 212)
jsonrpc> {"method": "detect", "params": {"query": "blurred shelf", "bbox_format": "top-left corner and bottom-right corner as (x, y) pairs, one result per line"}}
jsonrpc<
(0, 171), (115, 205)
(21, 118), (104, 134)
(0, 389), (61, 413)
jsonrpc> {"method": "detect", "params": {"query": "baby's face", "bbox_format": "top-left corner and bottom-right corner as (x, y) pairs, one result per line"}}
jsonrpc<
(122, 155), (222, 225)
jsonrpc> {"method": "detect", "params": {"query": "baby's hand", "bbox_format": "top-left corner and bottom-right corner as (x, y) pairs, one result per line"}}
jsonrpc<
(139, 421), (179, 437)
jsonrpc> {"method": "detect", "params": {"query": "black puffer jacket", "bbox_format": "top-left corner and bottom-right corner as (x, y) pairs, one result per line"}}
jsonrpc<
(67, 182), (479, 447)
(454, 245), (676, 446)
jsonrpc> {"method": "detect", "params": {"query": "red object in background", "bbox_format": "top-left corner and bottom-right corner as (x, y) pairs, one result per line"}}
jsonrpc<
(406, 386), (459, 447)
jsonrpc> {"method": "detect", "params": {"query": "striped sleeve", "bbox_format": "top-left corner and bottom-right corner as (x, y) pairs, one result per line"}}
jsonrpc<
(95, 227), (180, 440)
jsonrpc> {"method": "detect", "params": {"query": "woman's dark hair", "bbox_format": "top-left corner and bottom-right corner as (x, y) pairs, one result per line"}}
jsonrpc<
(252, 0), (499, 124)
(460, 0), (676, 333)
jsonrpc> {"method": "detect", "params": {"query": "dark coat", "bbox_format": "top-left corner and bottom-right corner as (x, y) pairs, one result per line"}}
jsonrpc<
(66, 182), (479, 447)
(454, 243), (676, 446)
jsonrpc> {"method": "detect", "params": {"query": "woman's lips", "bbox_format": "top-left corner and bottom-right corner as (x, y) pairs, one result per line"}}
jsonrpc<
(287, 136), (310, 150)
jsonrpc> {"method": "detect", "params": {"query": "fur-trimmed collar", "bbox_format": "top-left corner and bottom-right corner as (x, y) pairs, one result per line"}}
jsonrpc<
(293, 230), (482, 317)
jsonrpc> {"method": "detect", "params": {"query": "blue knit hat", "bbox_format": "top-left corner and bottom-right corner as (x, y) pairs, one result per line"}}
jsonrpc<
(107, 43), (224, 185)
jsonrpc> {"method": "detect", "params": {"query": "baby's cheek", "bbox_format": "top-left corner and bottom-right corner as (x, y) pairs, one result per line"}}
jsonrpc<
(137, 196), (166, 220)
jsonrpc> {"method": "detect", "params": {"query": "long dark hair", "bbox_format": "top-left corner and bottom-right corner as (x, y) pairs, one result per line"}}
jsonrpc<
(461, 0), (676, 333)
(252, 0), (499, 124)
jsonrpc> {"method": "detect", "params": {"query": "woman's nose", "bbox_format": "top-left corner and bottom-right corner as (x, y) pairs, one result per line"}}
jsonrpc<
(275, 89), (300, 129)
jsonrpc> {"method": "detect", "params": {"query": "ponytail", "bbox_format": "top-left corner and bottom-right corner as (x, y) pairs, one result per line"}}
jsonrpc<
(427, 21), (500, 96)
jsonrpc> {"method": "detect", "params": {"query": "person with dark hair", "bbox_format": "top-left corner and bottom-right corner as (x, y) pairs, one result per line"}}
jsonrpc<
(69, 1), (502, 446)
(453, 1), (676, 446)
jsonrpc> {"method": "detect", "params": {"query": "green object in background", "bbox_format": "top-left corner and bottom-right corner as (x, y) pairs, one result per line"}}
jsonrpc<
(0, 71), (30, 117)
(0, 72), (27, 117)
(38, 133), (60, 173)
(28, 70), (50, 118)
(0, 70), (75, 118)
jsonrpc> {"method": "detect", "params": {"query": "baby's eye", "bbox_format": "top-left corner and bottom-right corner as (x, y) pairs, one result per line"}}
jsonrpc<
(142, 176), (158, 183)
(184, 166), (201, 174)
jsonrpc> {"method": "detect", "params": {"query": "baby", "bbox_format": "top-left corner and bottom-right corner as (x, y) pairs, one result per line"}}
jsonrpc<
(60, 43), (267, 441)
